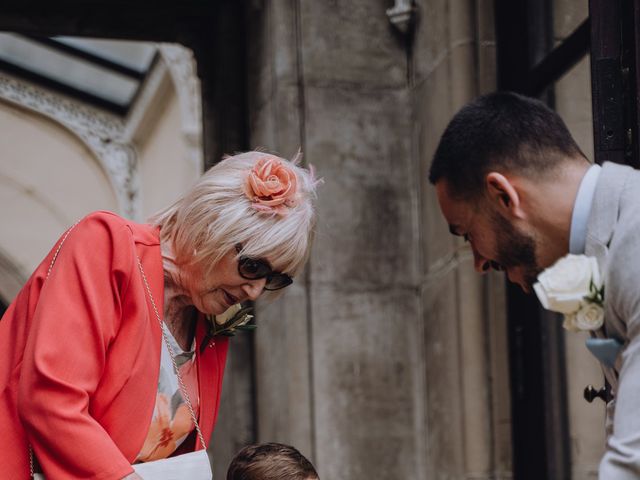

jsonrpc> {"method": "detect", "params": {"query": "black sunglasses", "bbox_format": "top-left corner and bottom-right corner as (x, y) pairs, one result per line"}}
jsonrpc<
(235, 245), (293, 291)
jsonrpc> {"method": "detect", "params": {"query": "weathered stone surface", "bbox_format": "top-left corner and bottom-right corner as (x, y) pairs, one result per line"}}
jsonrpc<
(304, 85), (416, 288)
(246, 0), (300, 114)
(422, 267), (465, 478)
(457, 259), (493, 474)
(413, 0), (459, 85)
(254, 283), (313, 453)
(485, 272), (513, 475)
(248, 85), (303, 156)
(210, 336), (255, 478)
(299, 0), (406, 89)
(311, 285), (423, 479)
(413, 61), (457, 271)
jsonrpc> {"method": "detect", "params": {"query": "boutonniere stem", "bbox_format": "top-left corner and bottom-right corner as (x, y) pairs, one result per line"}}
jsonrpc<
(200, 304), (256, 353)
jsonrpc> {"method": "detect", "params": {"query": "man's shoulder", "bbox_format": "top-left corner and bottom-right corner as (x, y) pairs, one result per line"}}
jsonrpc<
(595, 163), (640, 239)
(603, 176), (640, 332)
(604, 161), (640, 189)
(614, 167), (640, 235)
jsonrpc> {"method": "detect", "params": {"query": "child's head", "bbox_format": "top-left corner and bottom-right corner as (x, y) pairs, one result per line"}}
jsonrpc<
(226, 442), (319, 480)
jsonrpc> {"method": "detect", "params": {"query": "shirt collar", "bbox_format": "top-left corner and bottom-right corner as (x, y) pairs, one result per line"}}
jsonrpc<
(569, 164), (601, 254)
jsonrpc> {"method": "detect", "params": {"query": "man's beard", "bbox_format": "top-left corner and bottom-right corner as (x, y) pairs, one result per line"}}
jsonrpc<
(492, 211), (540, 287)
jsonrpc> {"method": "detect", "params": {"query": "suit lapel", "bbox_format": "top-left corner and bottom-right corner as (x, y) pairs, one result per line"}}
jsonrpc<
(584, 162), (632, 390)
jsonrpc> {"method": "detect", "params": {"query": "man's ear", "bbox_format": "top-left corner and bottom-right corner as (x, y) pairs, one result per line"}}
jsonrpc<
(485, 172), (525, 218)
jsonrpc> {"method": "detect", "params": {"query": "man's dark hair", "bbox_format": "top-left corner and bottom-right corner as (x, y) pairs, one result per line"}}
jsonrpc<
(429, 91), (586, 199)
(226, 442), (319, 480)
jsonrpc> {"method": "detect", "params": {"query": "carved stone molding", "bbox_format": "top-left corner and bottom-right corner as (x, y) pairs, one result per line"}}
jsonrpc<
(0, 74), (140, 219)
(158, 43), (204, 172)
(123, 58), (169, 144)
(0, 42), (204, 221)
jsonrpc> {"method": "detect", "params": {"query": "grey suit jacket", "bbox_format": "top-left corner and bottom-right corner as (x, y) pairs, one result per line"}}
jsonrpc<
(586, 162), (640, 478)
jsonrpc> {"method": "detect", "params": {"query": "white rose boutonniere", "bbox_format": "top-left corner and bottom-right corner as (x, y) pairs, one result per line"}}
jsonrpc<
(533, 254), (605, 332)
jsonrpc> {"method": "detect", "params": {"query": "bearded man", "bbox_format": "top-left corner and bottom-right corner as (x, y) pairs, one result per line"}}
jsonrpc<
(429, 91), (640, 478)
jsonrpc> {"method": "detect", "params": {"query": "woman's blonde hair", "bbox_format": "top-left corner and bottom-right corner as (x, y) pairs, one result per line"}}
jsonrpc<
(149, 151), (318, 279)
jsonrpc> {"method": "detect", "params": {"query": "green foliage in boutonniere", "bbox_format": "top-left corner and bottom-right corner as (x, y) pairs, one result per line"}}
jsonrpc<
(200, 304), (255, 353)
(587, 279), (605, 306)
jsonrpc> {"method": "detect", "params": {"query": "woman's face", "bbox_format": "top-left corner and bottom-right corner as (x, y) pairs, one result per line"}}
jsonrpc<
(181, 250), (268, 315)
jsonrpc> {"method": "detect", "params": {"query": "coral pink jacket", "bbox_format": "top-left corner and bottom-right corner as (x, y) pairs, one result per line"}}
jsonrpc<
(0, 211), (229, 479)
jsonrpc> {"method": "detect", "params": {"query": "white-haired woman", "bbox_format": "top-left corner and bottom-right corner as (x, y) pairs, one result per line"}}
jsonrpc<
(0, 151), (318, 479)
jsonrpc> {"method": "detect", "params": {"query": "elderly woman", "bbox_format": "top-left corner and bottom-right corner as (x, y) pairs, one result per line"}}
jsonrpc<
(0, 151), (318, 479)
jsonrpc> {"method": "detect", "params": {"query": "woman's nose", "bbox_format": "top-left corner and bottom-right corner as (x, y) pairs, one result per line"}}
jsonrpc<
(243, 278), (267, 300)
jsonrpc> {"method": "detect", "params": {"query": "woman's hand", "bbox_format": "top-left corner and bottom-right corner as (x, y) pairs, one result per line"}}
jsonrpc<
(122, 473), (143, 480)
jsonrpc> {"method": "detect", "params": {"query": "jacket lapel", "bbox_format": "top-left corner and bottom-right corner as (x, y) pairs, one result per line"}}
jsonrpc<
(584, 162), (631, 390)
(194, 319), (229, 450)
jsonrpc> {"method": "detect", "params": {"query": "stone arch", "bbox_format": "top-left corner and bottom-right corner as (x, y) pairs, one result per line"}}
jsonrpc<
(0, 84), (122, 278)
(0, 73), (139, 219)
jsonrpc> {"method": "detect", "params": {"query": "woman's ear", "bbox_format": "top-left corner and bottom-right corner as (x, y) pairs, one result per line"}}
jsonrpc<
(485, 172), (525, 218)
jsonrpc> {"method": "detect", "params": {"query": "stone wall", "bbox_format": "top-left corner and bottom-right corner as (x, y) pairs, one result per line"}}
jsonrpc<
(413, 1), (512, 478)
(213, 1), (513, 479)
(209, 1), (603, 479)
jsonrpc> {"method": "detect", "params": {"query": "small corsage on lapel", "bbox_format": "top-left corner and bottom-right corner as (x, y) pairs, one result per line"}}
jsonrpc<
(200, 303), (255, 353)
(533, 254), (605, 332)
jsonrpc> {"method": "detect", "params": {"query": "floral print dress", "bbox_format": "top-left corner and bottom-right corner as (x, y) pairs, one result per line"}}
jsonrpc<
(136, 323), (199, 462)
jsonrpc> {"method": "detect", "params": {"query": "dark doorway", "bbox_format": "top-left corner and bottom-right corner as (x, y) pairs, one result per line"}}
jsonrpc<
(496, 0), (640, 478)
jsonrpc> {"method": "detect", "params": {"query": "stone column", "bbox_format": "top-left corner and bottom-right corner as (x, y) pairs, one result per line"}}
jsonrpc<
(247, 1), (423, 478)
(414, 0), (511, 478)
(246, 0), (315, 461)
(243, 1), (511, 479)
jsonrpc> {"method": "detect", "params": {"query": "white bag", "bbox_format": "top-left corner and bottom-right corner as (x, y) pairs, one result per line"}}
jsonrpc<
(133, 449), (212, 479)
(33, 449), (212, 480)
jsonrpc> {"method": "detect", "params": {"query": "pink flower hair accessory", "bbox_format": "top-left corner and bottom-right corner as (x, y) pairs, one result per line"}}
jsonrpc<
(243, 156), (299, 215)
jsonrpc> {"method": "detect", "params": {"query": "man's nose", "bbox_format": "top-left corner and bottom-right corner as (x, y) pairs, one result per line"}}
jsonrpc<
(471, 248), (490, 273)
(243, 278), (267, 300)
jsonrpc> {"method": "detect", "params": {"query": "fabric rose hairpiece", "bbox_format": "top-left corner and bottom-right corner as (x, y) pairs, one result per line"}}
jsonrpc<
(533, 254), (605, 332)
(244, 156), (298, 215)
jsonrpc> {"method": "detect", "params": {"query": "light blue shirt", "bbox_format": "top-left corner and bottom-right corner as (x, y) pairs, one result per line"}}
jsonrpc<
(569, 164), (601, 254)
